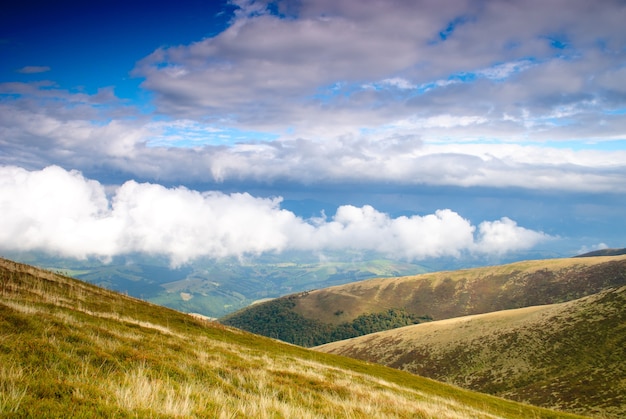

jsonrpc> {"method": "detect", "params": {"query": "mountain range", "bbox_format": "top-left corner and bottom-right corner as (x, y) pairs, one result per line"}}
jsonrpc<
(221, 254), (626, 345)
(221, 253), (626, 417)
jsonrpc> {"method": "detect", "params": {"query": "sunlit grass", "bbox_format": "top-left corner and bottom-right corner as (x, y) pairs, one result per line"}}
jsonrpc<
(0, 258), (583, 418)
(292, 255), (626, 325)
(317, 286), (626, 418)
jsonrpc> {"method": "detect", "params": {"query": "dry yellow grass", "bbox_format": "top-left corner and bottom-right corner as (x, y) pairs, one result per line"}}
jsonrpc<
(293, 255), (626, 324)
(0, 257), (584, 418)
(316, 303), (561, 358)
(316, 286), (626, 418)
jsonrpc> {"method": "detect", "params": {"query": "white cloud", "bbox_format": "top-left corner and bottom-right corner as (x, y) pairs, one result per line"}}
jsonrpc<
(0, 165), (115, 258)
(0, 166), (550, 265)
(398, 114), (489, 129)
(2, 93), (626, 193)
(377, 78), (417, 90)
(306, 206), (478, 259)
(110, 181), (302, 264)
(475, 217), (550, 255)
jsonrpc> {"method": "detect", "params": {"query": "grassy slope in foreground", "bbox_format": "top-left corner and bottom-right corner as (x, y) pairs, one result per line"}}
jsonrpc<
(0, 258), (583, 418)
(316, 286), (626, 418)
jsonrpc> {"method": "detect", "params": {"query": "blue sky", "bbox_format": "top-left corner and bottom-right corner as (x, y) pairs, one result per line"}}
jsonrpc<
(1, 0), (625, 266)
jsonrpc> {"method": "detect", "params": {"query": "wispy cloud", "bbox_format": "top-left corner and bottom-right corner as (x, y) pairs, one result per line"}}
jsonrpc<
(16, 66), (51, 74)
(1, 88), (625, 193)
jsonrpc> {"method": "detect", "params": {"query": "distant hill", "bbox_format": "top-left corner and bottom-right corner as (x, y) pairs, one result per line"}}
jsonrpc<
(1, 257), (578, 418)
(574, 247), (626, 257)
(221, 255), (626, 346)
(316, 286), (626, 418)
(10, 251), (429, 318)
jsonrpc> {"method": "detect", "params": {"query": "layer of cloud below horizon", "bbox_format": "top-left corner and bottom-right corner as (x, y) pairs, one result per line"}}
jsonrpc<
(0, 165), (549, 266)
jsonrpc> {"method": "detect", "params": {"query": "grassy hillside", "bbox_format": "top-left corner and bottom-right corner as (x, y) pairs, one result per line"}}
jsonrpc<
(0, 258), (581, 418)
(316, 287), (626, 418)
(221, 256), (626, 345)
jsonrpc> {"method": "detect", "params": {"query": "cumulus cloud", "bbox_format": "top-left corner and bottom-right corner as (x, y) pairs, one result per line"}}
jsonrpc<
(0, 166), (550, 265)
(304, 206), (479, 259)
(475, 217), (549, 255)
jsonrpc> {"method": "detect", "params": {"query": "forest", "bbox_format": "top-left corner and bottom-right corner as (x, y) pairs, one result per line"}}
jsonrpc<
(221, 296), (431, 346)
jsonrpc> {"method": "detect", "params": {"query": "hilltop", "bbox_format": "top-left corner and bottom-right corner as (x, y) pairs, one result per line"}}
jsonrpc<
(574, 247), (626, 257)
(221, 255), (626, 346)
(0, 257), (579, 418)
(316, 286), (626, 418)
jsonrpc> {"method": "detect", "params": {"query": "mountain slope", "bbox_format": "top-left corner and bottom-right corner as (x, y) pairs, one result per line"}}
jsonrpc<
(0, 258), (580, 418)
(316, 287), (626, 418)
(221, 255), (626, 346)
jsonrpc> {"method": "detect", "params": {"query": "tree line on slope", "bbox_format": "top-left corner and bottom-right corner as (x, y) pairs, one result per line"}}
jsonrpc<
(221, 296), (431, 347)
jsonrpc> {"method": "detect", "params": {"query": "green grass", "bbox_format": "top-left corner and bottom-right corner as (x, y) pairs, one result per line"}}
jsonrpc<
(0, 257), (585, 418)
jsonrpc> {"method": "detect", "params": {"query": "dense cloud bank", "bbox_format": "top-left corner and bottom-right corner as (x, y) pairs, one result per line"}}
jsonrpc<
(0, 166), (549, 265)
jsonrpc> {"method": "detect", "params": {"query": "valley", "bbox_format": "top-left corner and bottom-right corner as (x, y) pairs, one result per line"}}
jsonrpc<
(10, 252), (430, 318)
